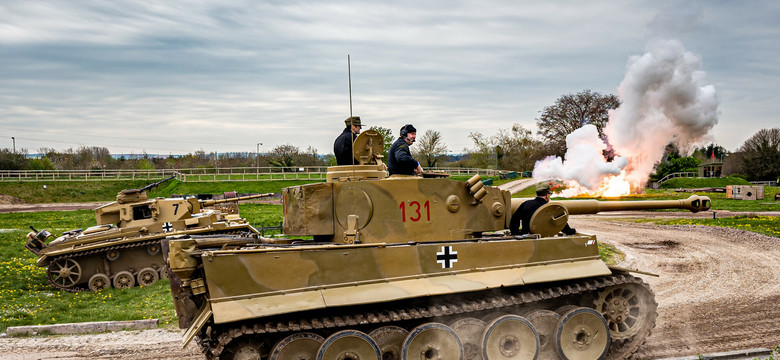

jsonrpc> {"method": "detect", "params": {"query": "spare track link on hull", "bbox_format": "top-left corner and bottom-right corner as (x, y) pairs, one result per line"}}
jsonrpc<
(46, 230), (249, 292)
(200, 273), (657, 360)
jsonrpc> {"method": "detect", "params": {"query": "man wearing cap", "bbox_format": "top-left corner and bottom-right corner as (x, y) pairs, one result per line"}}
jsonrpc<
(334, 116), (363, 165)
(509, 182), (576, 236)
(388, 124), (424, 176)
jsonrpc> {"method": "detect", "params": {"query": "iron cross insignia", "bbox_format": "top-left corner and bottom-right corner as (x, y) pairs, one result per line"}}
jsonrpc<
(162, 222), (173, 232)
(436, 246), (458, 269)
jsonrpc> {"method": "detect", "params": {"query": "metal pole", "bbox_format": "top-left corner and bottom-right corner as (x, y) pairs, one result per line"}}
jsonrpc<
(256, 142), (262, 169)
(11, 137), (15, 153)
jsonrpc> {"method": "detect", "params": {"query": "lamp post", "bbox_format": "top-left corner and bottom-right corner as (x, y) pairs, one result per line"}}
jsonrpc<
(11, 137), (15, 153)
(256, 142), (263, 169)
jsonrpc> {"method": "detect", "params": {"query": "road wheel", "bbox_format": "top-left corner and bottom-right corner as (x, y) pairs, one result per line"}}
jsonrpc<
(369, 326), (408, 360)
(269, 332), (324, 360)
(402, 322), (462, 360)
(112, 270), (135, 289)
(524, 310), (560, 360)
(137, 267), (159, 287)
(554, 307), (609, 360)
(46, 258), (82, 289)
(88, 273), (111, 292)
(482, 315), (539, 360)
(316, 330), (380, 360)
(450, 317), (486, 360)
(221, 336), (267, 360)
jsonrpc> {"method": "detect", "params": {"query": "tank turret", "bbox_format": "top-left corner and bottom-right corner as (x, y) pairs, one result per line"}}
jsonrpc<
(165, 131), (710, 360)
(24, 178), (271, 292)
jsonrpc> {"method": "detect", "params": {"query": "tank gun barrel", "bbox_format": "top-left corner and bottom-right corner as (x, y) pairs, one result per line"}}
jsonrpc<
(511, 194), (711, 215)
(199, 193), (274, 206)
(139, 175), (176, 193)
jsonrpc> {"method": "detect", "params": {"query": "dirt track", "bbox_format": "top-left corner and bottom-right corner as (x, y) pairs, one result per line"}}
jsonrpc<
(1, 217), (779, 359)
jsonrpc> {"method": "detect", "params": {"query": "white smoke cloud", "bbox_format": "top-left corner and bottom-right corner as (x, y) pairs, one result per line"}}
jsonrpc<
(605, 38), (719, 188)
(533, 124), (627, 190)
(533, 38), (719, 193)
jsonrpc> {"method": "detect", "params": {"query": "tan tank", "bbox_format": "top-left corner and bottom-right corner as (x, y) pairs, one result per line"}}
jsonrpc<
(164, 130), (711, 360)
(25, 176), (272, 292)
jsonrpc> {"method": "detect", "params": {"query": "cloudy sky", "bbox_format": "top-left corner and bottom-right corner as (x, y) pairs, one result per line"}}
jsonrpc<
(1, 1), (778, 157)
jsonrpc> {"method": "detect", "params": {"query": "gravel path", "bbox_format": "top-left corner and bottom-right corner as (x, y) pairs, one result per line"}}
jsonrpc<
(1, 218), (778, 359)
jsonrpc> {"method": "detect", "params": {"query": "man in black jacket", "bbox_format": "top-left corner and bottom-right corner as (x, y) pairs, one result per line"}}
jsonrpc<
(388, 124), (424, 176)
(334, 116), (362, 165)
(509, 182), (576, 236)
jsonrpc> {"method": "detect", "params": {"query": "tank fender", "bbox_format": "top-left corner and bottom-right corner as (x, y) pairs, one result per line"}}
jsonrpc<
(182, 305), (212, 348)
(608, 265), (659, 277)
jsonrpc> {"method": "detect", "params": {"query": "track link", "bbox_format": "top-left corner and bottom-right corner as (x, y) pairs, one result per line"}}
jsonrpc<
(200, 273), (656, 359)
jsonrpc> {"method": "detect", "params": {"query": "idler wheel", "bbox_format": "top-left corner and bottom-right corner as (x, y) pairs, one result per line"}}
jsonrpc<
(449, 318), (486, 360)
(369, 326), (408, 360)
(221, 336), (267, 360)
(554, 307), (610, 360)
(137, 267), (159, 287)
(524, 310), (560, 360)
(88, 273), (111, 292)
(46, 258), (82, 289)
(112, 270), (135, 289)
(594, 282), (656, 340)
(402, 322), (463, 360)
(316, 330), (381, 360)
(481, 315), (539, 360)
(270, 332), (324, 360)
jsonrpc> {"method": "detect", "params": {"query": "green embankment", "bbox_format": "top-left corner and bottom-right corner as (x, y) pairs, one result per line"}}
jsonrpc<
(660, 176), (751, 188)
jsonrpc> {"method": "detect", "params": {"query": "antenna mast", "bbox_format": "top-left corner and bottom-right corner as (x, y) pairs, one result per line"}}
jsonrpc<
(348, 55), (353, 118)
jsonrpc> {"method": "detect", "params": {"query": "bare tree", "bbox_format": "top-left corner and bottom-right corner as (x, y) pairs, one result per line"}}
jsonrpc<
(412, 130), (449, 168)
(536, 90), (619, 157)
(737, 127), (780, 181)
(493, 124), (545, 171)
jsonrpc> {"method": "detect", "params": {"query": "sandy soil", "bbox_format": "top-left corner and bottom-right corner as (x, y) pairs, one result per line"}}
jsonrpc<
(1, 217), (778, 359)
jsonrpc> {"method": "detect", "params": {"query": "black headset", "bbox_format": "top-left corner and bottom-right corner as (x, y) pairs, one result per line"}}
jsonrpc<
(400, 124), (416, 138)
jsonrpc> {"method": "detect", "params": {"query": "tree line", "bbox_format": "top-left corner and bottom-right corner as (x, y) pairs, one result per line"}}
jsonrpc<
(2, 90), (778, 181)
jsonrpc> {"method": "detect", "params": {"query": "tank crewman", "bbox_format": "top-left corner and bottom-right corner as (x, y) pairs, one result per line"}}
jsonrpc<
(509, 182), (576, 236)
(388, 124), (424, 176)
(334, 116), (363, 165)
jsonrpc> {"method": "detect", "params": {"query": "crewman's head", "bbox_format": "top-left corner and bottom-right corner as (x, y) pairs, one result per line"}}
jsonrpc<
(400, 124), (417, 145)
(345, 116), (362, 134)
(536, 182), (553, 198)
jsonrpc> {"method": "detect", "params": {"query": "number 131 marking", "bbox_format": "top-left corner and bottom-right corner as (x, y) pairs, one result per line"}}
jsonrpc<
(399, 200), (431, 222)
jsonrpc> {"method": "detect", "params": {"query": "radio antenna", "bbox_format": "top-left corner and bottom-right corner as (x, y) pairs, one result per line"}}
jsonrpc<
(348, 55), (353, 119)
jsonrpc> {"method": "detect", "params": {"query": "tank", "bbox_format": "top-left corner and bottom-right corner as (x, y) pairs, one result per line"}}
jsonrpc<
(24, 176), (272, 292)
(164, 130), (711, 360)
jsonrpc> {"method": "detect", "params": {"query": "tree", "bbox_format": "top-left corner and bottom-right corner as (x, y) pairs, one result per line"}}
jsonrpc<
(694, 143), (728, 162)
(536, 90), (619, 157)
(737, 127), (780, 181)
(369, 126), (394, 162)
(464, 124), (545, 170)
(0, 148), (29, 170)
(412, 130), (449, 168)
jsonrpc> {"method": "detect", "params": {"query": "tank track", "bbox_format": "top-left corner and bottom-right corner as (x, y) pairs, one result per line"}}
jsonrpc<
(201, 273), (656, 360)
(46, 229), (252, 292)
(46, 238), (162, 292)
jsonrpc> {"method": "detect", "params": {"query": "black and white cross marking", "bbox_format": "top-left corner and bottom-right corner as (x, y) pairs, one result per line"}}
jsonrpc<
(162, 222), (173, 232)
(436, 246), (458, 269)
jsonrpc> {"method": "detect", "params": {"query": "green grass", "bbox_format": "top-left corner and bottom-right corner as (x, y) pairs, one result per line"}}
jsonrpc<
(634, 214), (780, 238)
(660, 176), (751, 188)
(0, 203), (284, 333)
(598, 242), (624, 265)
(0, 179), (320, 204)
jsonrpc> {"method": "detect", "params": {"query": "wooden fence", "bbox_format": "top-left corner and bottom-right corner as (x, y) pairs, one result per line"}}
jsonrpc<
(0, 167), (499, 183)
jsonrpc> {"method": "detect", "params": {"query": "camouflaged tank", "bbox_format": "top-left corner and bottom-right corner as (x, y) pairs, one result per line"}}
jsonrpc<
(165, 130), (712, 360)
(25, 176), (271, 292)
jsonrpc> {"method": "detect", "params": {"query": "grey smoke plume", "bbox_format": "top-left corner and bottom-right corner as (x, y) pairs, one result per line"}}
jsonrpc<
(533, 38), (719, 193)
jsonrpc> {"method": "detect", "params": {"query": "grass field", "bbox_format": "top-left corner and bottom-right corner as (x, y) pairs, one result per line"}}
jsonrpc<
(632, 214), (780, 237)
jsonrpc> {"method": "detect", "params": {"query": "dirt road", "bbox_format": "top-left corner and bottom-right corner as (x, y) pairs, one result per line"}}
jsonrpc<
(1, 218), (778, 359)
